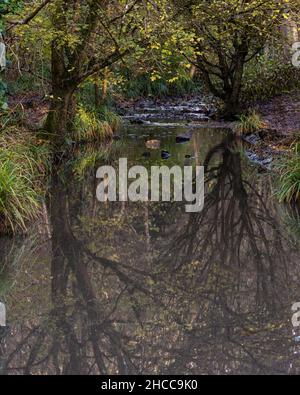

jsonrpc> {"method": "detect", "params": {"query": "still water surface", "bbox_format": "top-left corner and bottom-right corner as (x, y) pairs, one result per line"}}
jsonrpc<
(1, 124), (300, 375)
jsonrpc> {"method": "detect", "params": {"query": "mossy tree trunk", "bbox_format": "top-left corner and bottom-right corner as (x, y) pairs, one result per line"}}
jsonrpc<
(44, 43), (78, 141)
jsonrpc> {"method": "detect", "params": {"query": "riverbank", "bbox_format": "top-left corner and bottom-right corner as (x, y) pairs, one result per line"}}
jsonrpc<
(256, 93), (300, 136)
(238, 93), (300, 170)
(1, 91), (299, 234)
(8, 90), (300, 137)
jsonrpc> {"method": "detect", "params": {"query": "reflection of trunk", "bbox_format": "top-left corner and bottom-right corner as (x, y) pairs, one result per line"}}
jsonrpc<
(144, 202), (151, 264)
(165, 134), (286, 309)
(49, 170), (108, 374)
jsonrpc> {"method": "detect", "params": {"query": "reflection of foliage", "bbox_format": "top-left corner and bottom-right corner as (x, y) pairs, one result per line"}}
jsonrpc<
(70, 140), (125, 180)
(162, 136), (289, 306)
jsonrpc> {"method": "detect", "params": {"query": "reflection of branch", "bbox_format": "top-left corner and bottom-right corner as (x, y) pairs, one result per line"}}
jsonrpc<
(162, 135), (287, 308)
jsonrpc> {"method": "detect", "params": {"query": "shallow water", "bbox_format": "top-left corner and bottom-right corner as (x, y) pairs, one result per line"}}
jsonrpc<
(1, 124), (300, 375)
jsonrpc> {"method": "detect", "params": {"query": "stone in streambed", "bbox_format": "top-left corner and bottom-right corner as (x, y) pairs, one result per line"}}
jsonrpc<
(130, 119), (144, 125)
(146, 140), (161, 149)
(176, 134), (191, 144)
(161, 150), (171, 160)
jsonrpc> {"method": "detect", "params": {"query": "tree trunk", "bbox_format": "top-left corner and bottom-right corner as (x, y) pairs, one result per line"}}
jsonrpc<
(44, 89), (76, 138)
(222, 93), (241, 120)
(44, 42), (77, 143)
(222, 53), (246, 120)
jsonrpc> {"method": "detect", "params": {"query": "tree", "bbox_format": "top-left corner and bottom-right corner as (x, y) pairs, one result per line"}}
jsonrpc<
(5, 0), (148, 139)
(40, 0), (146, 140)
(172, 0), (300, 119)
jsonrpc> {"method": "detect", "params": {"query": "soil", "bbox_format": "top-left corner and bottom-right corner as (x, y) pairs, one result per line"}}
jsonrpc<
(8, 92), (49, 130)
(243, 93), (300, 164)
(255, 93), (300, 136)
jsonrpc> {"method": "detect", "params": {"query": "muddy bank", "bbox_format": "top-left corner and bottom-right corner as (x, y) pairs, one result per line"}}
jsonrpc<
(241, 93), (300, 168)
(254, 93), (300, 135)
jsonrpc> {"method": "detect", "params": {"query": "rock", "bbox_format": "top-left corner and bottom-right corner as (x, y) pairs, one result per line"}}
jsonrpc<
(146, 140), (161, 149)
(130, 119), (144, 125)
(243, 134), (261, 145)
(245, 150), (273, 170)
(161, 150), (171, 160)
(176, 134), (191, 144)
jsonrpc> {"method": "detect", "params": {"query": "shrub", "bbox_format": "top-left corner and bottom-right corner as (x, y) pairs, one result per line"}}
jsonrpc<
(97, 106), (122, 134)
(242, 56), (300, 104)
(119, 74), (201, 99)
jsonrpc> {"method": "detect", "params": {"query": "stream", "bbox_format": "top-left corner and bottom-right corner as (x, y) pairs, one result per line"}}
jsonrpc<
(1, 103), (300, 375)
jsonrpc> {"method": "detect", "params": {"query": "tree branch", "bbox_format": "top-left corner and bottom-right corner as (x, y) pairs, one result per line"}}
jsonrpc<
(7, 0), (52, 31)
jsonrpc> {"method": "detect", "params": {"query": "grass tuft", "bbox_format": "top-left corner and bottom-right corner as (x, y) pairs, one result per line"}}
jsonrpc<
(0, 129), (50, 233)
(276, 142), (300, 203)
(234, 110), (266, 135)
(73, 105), (121, 143)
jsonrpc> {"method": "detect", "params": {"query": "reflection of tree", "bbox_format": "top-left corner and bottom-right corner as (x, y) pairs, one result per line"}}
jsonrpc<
(163, 136), (288, 306)
(3, 138), (300, 375)
(3, 165), (161, 375)
(159, 134), (300, 374)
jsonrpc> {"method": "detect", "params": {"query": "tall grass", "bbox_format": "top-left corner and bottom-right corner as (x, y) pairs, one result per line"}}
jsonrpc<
(234, 110), (266, 135)
(276, 142), (300, 203)
(73, 105), (121, 143)
(0, 129), (50, 233)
